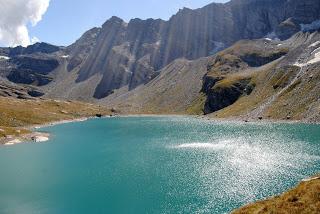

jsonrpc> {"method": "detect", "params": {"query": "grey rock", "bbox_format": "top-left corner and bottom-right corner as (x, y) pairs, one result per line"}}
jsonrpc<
(203, 78), (254, 115)
(276, 18), (301, 40)
(7, 56), (58, 86)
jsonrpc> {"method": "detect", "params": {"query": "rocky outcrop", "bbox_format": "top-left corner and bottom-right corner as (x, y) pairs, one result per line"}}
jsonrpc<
(0, 79), (44, 99)
(0, 42), (62, 88)
(240, 51), (288, 67)
(202, 77), (255, 114)
(201, 39), (288, 115)
(7, 56), (59, 86)
(276, 18), (301, 40)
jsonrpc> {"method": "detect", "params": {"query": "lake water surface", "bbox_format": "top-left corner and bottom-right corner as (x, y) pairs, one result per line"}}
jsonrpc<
(0, 117), (319, 213)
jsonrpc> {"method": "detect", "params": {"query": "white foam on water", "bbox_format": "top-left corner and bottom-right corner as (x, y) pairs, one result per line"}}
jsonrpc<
(175, 141), (234, 150)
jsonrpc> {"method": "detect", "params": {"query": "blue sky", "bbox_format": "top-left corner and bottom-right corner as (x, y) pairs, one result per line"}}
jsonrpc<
(29, 0), (229, 46)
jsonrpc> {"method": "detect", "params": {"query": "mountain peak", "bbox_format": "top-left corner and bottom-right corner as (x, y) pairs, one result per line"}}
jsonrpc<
(102, 16), (125, 27)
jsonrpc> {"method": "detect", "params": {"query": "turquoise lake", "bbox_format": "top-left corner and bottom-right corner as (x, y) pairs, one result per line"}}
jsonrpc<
(0, 117), (319, 214)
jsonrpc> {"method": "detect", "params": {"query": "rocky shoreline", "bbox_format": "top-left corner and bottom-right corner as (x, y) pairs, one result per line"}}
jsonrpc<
(1, 132), (50, 146)
(0, 116), (114, 146)
(0, 97), (112, 146)
(0, 117), (91, 146)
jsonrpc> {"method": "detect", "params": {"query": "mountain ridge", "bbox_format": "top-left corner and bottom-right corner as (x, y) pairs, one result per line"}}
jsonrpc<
(67, 0), (320, 99)
(0, 0), (319, 122)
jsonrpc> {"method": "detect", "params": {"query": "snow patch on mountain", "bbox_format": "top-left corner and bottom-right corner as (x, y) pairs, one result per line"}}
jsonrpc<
(264, 32), (280, 41)
(308, 49), (320, 64)
(294, 47), (320, 67)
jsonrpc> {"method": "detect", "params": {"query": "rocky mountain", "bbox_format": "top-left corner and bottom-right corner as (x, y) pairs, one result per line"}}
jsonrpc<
(0, 43), (62, 87)
(70, 0), (320, 99)
(98, 30), (320, 123)
(0, 77), (44, 99)
(102, 57), (210, 114)
(201, 31), (320, 122)
(0, 0), (320, 121)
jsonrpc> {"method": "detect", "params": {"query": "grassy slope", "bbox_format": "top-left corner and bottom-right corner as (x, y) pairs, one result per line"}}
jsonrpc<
(0, 97), (110, 139)
(232, 176), (320, 214)
(211, 62), (319, 121)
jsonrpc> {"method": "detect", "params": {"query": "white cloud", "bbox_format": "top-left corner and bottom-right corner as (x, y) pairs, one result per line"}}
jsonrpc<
(0, 0), (50, 47)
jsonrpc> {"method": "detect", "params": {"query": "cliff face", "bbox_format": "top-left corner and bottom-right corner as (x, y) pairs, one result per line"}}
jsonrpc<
(76, 17), (165, 98)
(0, 43), (62, 88)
